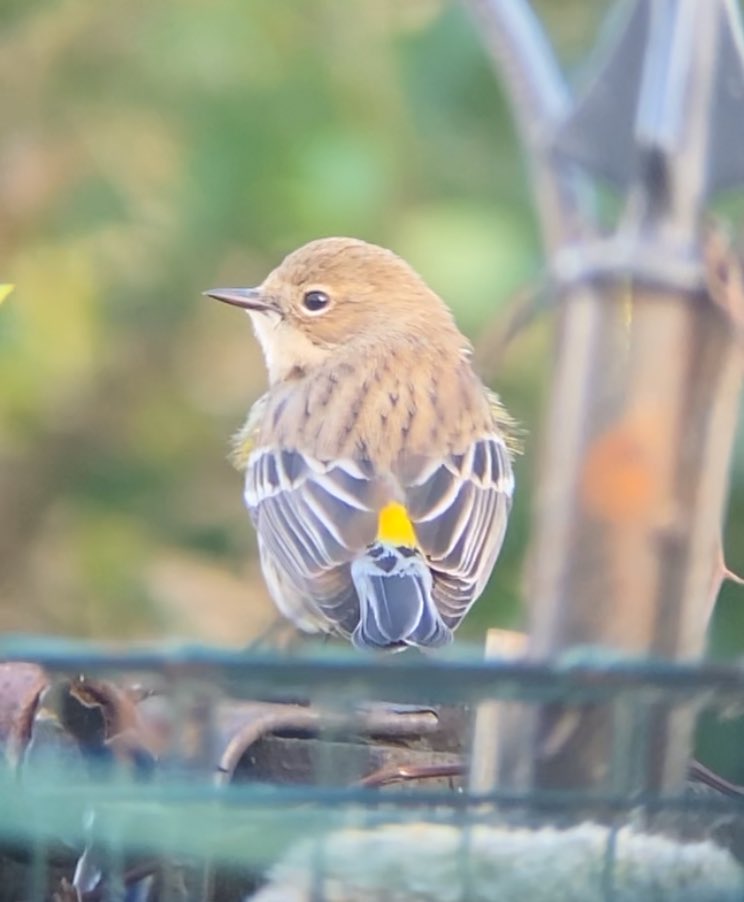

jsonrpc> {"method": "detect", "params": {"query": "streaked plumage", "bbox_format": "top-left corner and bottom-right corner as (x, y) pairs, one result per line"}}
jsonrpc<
(207, 237), (515, 649)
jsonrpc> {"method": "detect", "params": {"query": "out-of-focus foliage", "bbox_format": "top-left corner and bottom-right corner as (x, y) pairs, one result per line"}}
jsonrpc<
(2, 0), (743, 685)
(0, 0), (542, 641)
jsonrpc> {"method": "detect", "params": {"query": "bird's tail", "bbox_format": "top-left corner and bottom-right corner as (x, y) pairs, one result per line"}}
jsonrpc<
(350, 543), (452, 650)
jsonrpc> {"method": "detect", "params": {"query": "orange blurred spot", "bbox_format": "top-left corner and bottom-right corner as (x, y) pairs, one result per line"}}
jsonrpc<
(581, 413), (664, 523)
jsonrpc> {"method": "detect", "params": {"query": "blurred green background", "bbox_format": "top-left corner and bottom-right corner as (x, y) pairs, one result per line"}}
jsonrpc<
(2, 0), (744, 704)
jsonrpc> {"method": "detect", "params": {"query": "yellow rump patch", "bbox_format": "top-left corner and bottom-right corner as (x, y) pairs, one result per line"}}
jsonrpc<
(377, 502), (417, 547)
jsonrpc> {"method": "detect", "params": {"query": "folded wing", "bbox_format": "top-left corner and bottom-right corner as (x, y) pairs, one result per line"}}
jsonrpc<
(245, 449), (380, 634)
(404, 435), (514, 627)
(245, 433), (513, 638)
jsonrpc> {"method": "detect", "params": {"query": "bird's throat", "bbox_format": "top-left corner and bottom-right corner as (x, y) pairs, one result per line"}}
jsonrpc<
(250, 313), (330, 385)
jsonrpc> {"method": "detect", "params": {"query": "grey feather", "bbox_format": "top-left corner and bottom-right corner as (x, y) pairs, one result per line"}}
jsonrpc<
(351, 547), (452, 649)
(245, 435), (513, 641)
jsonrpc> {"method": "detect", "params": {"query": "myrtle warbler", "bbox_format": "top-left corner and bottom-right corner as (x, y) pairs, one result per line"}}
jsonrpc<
(206, 237), (515, 650)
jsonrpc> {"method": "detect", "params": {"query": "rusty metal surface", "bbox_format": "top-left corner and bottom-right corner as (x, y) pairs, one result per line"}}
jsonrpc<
(0, 658), (472, 900)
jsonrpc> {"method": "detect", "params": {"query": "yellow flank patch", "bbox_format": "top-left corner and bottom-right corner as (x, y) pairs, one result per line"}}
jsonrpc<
(377, 502), (417, 547)
(230, 393), (269, 471)
(229, 427), (254, 471)
(0, 284), (14, 305)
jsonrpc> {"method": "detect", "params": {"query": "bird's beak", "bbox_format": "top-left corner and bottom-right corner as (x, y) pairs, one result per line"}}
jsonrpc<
(203, 287), (278, 314)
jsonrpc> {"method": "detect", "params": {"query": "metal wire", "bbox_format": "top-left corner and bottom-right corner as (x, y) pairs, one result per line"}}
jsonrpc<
(1, 640), (743, 900)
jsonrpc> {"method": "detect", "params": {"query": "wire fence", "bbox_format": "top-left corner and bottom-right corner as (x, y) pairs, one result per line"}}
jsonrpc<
(2, 638), (744, 900)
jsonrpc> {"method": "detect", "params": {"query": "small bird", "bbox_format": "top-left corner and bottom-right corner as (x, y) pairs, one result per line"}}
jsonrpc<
(206, 238), (515, 650)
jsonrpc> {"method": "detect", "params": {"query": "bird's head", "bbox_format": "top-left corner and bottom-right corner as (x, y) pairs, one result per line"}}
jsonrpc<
(205, 237), (464, 384)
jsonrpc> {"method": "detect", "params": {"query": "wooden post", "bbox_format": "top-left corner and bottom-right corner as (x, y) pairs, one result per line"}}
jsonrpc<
(465, 0), (744, 802)
(521, 241), (743, 794)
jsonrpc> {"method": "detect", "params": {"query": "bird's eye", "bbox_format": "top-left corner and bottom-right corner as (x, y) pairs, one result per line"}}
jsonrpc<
(302, 290), (331, 313)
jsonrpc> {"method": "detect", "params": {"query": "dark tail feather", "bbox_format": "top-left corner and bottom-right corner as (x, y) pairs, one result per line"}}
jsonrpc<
(350, 546), (452, 650)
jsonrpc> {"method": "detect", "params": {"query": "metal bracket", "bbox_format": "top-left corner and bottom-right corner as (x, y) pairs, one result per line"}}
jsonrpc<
(469, 0), (744, 289)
